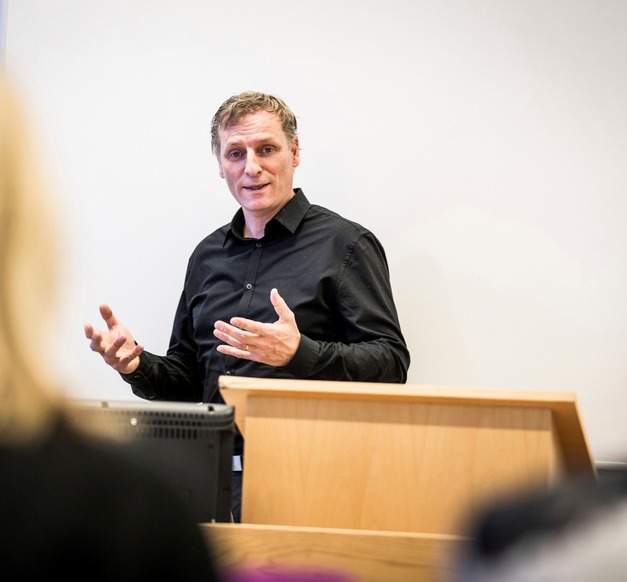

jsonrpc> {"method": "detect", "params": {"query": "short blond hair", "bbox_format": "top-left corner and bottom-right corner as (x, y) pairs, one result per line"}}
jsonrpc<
(0, 81), (63, 444)
(210, 91), (298, 157)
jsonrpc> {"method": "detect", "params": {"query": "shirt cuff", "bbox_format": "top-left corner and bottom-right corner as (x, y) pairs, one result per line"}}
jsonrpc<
(119, 357), (159, 400)
(282, 334), (318, 377)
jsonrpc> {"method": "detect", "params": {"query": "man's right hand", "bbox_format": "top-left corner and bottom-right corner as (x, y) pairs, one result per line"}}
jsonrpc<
(84, 304), (144, 374)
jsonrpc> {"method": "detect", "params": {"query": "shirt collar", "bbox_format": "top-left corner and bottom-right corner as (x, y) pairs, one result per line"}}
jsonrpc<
(224, 188), (309, 244)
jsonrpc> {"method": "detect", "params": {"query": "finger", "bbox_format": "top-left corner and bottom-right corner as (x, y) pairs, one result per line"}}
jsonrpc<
(88, 330), (106, 354)
(213, 324), (241, 351)
(84, 323), (94, 339)
(216, 343), (255, 361)
(225, 316), (250, 331)
(99, 304), (112, 318)
(214, 320), (238, 341)
(103, 333), (127, 358)
(214, 325), (258, 352)
(99, 304), (119, 330)
(117, 344), (144, 366)
(270, 288), (294, 321)
(217, 318), (260, 340)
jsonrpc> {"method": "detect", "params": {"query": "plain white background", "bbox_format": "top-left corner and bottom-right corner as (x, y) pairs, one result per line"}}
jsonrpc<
(4, 0), (627, 462)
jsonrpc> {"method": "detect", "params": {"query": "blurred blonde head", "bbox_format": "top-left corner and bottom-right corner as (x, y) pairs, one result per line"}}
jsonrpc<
(0, 80), (63, 444)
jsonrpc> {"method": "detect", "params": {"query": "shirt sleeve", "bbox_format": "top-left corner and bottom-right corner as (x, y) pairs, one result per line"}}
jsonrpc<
(283, 231), (410, 383)
(119, 350), (204, 402)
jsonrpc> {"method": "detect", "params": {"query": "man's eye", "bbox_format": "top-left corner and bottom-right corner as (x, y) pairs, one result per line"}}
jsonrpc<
(261, 146), (275, 154)
(228, 151), (242, 159)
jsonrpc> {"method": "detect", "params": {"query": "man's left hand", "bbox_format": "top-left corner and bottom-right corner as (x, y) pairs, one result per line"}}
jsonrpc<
(213, 288), (301, 366)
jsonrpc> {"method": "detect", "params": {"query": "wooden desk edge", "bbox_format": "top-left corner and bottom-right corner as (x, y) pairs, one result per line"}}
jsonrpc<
(200, 522), (469, 582)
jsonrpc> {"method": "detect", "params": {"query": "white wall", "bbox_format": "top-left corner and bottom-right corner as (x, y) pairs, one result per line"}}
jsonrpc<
(5, 0), (627, 462)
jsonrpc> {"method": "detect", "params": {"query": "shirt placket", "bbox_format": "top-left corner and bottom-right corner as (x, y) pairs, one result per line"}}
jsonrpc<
(238, 240), (264, 316)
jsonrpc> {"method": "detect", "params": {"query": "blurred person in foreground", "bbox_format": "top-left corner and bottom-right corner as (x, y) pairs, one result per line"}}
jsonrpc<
(84, 91), (411, 522)
(454, 469), (627, 582)
(0, 80), (219, 581)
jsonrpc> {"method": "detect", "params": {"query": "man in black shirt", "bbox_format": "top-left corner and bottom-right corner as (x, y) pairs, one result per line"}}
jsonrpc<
(85, 91), (410, 521)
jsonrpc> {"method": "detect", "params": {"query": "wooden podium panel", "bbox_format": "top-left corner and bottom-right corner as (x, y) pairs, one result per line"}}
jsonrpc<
(220, 376), (594, 536)
(201, 523), (467, 582)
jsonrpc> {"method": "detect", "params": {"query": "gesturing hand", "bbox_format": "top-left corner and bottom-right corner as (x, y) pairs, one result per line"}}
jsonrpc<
(213, 288), (301, 367)
(84, 304), (144, 374)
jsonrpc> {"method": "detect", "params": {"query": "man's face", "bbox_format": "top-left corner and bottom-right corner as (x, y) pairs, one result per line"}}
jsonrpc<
(217, 110), (300, 221)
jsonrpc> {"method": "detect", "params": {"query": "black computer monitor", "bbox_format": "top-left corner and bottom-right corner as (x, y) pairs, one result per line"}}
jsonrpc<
(68, 399), (234, 523)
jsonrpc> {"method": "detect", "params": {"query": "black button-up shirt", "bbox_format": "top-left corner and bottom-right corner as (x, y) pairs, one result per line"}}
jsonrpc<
(123, 189), (410, 450)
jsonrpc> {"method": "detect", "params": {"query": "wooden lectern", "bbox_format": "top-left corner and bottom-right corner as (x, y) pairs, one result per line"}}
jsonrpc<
(201, 377), (595, 581)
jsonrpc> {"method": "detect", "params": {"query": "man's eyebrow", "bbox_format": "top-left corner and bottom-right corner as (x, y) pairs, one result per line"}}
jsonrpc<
(224, 134), (280, 149)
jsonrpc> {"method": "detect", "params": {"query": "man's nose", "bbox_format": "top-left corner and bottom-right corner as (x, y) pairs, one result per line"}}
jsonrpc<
(245, 151), (262, 175)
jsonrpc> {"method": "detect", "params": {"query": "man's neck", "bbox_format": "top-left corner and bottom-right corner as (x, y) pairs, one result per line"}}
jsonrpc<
(243, 217), (267, 239)
(242, 191), (295, 239)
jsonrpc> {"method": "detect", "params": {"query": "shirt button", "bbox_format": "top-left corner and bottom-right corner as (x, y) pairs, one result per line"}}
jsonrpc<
(256, 242), (262, 248)
(245, 283), (253, 290)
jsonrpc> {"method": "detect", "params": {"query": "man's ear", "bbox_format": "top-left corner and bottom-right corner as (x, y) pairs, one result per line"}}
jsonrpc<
(217, 159), (225, 179)
(291, 136), (300, 168)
